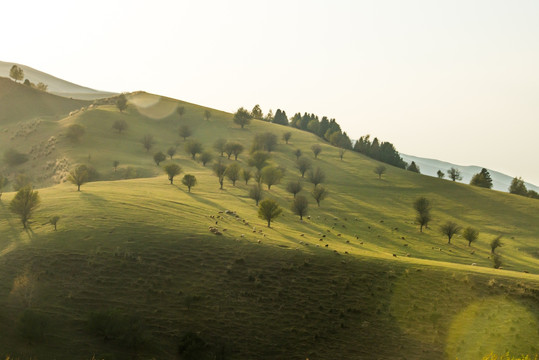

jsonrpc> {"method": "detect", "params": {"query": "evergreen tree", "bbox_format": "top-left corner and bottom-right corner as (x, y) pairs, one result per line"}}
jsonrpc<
(509, 177), (527, 196)
(407, 161), (420, 173)
(470, 168), (493, 189)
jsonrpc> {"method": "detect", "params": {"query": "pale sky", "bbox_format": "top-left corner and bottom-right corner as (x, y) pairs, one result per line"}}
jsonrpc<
(2, 0), (539, 185)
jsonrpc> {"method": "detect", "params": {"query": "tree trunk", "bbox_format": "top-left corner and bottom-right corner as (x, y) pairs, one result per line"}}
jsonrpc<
(300, 215), (303, 220)
(267, 219), (271, 227)
(188, 187), (191, 192)
(77, 184), (81, 191)
(420, 225), (423, 232)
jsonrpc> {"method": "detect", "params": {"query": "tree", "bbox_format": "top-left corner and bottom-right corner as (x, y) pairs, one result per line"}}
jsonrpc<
(225, 163), (241, 186)
(311, 185), (328, 207)
(470, 168), (493, 189)
(213, 161), (227, 189)
(113, 160), (120, 172)
(437, 170), (445, 179)
(36, 82), (48, 92)
(179, 125), (192, 141)
(493, 253), (503, 269)
(490, 236), (503, 254)
(213, 138), (226, 156)
(242, 168), (252, 185)
(112, 119), (128, 134)
(296, 156), (312, 178)
(153, 151), (166, 166)
(230, 143), (244, 160)
(307, 167), (326, 188)
(9, 186), (40, 228)
(176, 106), (185, 120)
(66, 124), (85, 143)
(286, 180), (302, 198)
(440, 221), (461, 244)
(199, 151), (214, 166)
(447, 167), (462, 181)
(374, 165), (386, 179)
(258, 199), (282, 227)
(407, 161), (420, 173)
(233, 107), (252, 128)
(265, 109), (274, 122)
(182, 174), (197, 192)
(413, 197), (431, 232)
(13, 173), (31, 191)
(9, 65), (24, 82)
(164, 164), (182, 184)
(142, 134), (154, 152)
(251, 104), (263, 119)
(0, 174), (9, 200)
(311, 144), (322, 159)
(294, 149), (302, 160)
(247, 151), (271, 171)
(167, 147), (176, 159)
(68, 165), (89, 191)
(462, 227), (479, 247)
(283, 132), (292, 144)
(223, 142), (235, 159)
(292, 195), (309, 220)
(261, 166), (283, 190)
(338, 148), (346, 161)
(509, 177), (527, 196)
(252, 132), (278, 152)
(249, 184), (263, 205)
(185, 140), (203, 160)
(528, 190), (539, 199)
(204, 110), (211, 121)
(49, 216), (60, 231)
(116, 94), (128, 112)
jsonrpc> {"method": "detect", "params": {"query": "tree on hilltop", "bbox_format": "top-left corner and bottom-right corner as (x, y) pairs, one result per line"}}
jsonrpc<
(10, 186), (40, 229)
(407, 161), (420, 173)
(447, 167), (462, 182)
(9, 65), (24, 82)
(233, 107), (252, 128)
(437, 170), (445, 179)
(251, 104), (263, 119)
(509, 177), (527, 196)
(164, 164), (182, 184)
(68, 165), (89, 191)
(116, 94), (128, 113)
(470, 168), (493, 189)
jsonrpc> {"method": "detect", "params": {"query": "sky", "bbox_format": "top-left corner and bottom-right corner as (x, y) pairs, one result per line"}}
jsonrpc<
(2, 0), (539, 185)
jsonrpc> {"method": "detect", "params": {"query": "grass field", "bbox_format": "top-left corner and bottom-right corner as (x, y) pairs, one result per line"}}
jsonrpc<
(0, 80), (538, 359)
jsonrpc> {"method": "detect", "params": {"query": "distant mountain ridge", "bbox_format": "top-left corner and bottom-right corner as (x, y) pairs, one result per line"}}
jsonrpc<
(400, 153), (539, 193)
(0, 60), (116, 100)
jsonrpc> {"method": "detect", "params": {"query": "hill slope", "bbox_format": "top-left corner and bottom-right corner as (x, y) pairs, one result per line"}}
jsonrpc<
(0, 61), (116, 100)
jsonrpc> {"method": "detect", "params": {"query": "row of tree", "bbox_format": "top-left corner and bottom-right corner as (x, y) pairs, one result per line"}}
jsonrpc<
(9, 65), (48, 91)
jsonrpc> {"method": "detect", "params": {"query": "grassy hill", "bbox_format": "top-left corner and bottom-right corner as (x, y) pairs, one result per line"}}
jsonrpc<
(0, 82), (538, 359)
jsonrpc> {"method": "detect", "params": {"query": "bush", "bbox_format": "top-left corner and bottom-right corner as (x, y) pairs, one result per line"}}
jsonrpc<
(4, 149), (29, 167)
(66, 124), (85, 142)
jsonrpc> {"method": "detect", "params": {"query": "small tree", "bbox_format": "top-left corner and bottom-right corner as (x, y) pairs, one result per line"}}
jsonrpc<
(462, 227), (479, 247)
(294, 149), (302, 160)
(407, 161), (420, 173)
(36, 82), (48, 92)
(116, 94), (128, 112)
(251, 104), (263, 119)
(311, 144), (322, 159)
(199, 151), (213, 166)
(296, 156), (312, 178)
(49, 216), (60, 231)
(437, 170), (445, 179)
(9, 65), (24, 82)
(258, 199), (282, 227)
(283, 132), (292, 144)
(248, 151), (271, 171)
(66, 124), (85, 143)
(213, 161), (227, 189)
(178, 125), (192, 141)
(249, 184), (263, 205)
(176, 106), (185, 120)
(164, 164), (182, 184)
(182, 174), (197, 192)
(204, 110), (211, 121)
(68, 165), (89, 191)
(153, 151), (166, 166)
(292, 195), (309, 220)
(338, 148), (346, 161)
(112, 119), (128, 134)
(261, 166), (283, 190)
(142, 134), (154, 152)
(509, 177), (527, 196)
(307, 167), (326, 188)
(185, 140), (203, 160)
(413, 197), (431, 232)
(440, 221), (461, 244)
(113, 160), (120, 172)
(167, 147), (176, 159)
(224, 142), (234, 159)
(230, 143), (244, 160)
(213, 138), (226, 156)
(374, 165), (386, 179)
(0, 174), (9, 200)
(9, 186), (40, 228)
(252, 132), (278, 152)
(493, 254), (503, 269)
(242, 168), (252, 185)
(447, 167), (462, 181)
(225, 163), (241, 186)
(470, 168), (493, 189)
(490, 236), (503, 254)
(311, 185), (328, 207)
(286, 180), (302, 198)
(233, 107), (252, 128)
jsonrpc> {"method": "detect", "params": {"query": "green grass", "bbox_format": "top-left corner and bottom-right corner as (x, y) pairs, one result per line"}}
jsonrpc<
(0, 84), (538, 359)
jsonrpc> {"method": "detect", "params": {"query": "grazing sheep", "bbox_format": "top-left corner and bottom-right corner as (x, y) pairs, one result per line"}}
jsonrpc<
(257, 240), (261, 243)
(337, 234), (341, 237)
(241, 234), (245, 237)
(346, 240), (350, 243)
(393, 254), (397, 257)
(325, 244), (329, 247)
(300, 234), (305, 237)
(471, 263), (477, 266)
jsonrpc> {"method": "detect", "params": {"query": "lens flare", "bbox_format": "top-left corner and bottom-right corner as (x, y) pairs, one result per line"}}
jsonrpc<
(128, 93), (177, 120)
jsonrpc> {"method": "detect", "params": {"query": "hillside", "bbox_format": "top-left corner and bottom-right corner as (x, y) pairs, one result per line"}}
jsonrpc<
(0, 84), (538, 359)
(0, 61), (116, 100)
(401, 153), (539, 193)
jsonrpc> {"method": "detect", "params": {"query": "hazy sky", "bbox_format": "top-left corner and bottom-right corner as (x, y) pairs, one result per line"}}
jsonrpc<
(3, 0), (539, 184)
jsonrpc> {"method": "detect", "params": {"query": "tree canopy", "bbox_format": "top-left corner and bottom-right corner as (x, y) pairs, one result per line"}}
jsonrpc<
(233, 107), (252, 128)
(164, 164), (182, 184)
(9, 186), (40, 228)
(447, 168), (462, 182)
(67, 164), (90, 191)
(258, 199), (282, 227)
(470, 168), (493, 189)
